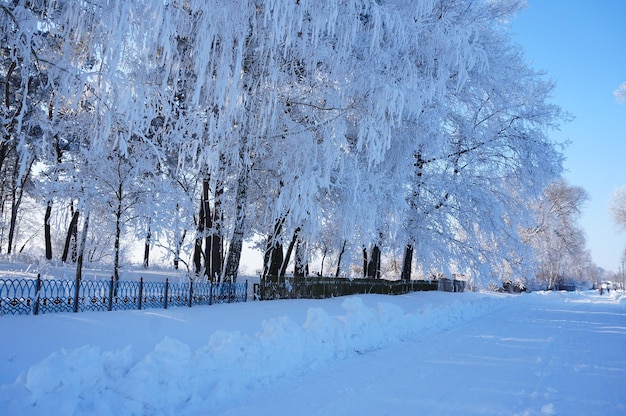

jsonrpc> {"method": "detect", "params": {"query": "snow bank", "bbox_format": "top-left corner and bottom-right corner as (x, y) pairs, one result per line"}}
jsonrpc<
(0, 294), (501, 415)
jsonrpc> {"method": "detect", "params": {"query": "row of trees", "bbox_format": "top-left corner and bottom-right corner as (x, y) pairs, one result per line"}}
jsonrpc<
(522, 180), (597, 290)
(0, 0), (594, 288)
(611, 186), (626, 289)
(610, 89), (626, 288)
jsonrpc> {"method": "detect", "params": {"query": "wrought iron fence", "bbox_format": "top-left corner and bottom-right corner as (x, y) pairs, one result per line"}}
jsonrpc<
(0, 276), (247, 316)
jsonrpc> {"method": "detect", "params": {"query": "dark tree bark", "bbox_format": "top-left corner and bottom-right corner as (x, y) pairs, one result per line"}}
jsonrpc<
(7, 156), (31, 254)
(294, 239), (309, 278)
(224, 139), (250, 282)
(44, 200), (53, 260)
(6, 160), (19, 254)
(401, 244), (413, 280)
(269, 242), (283, 278)
(75, 204), (91, 284)
(193, 177), (209, 276)
(367, 245), (381, 279)
(143, 223), (151, 268)
(70, 204), (79, 263)
(44, 96), (62, 262)
(362, 246), (368, 278)
(173, 229), (186, 270)
(262, 216), (286, 280)
(209, 180), (223, 281)
(113, 182), (123, 283)
(209, 233), (222, 281)
(335, 240), (347, 278)
(279, 228), (300, 278)
(203, 180), (212, 280)
(319, 246), (327, 277)
(62, 208), (80, 263)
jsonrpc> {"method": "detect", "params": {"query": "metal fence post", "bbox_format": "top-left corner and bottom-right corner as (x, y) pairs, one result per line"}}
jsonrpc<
(138, 277), (144, 310)
(245, 279), (248, 302)
(164, 278), (169, 309)
(108, 276), (114, 311)
(34, 274), (41, 315)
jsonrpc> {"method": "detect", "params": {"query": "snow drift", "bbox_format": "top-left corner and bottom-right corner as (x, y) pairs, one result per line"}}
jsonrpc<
(0, 293), (501, 415)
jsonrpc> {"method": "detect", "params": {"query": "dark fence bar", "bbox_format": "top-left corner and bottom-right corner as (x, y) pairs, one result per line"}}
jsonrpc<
(0, 277), (248, 317)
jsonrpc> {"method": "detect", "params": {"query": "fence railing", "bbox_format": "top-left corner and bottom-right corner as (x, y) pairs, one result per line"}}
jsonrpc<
(0, 276), (247, 316)
(254, 276), (465, 300)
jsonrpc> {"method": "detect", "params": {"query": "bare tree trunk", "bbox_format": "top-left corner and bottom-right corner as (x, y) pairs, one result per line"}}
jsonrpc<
(75, 202), (91, 284)
(294, 239), (309, 278)
(193, 178), (208, 276)
(279, 228), (300, 278)
(319, 246), (327, 277)
(44, 200), (53, 260)
(173, 202), (185, 270)
(270, 244), (283, 277)
(209, 181), (223, 282)
(62, 207), (79, 263)
(362, 246), (368, 278)
(335, 240), (347, 278)
(210, 232), (222, 281)
(262, 217), (286, 279)
(44, 94), (61, 262)
(113, 186), (123, 283)
(224, 138), (250, 282)
(202, 179), (212, 280)
(70, 208), (78, 262)
(174, 229), (186, 270)
(6, 161), (19, 255)
(143, 222), (151, 268)
(367, 245), (381, 279)
(0, 143), (9, 178)
(7, 156), (31, 254)
(401, 244), (413, 280)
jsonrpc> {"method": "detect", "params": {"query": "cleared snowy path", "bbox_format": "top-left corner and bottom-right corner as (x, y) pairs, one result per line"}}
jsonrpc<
(217, 292), (626, 416)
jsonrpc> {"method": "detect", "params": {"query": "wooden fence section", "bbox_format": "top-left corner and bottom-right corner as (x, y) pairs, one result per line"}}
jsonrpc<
(254, 277), (465, 300)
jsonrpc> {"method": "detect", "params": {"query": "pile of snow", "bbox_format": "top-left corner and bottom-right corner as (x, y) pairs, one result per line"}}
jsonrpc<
(0, 292), (500, 415)
(3, 290), (625, 415)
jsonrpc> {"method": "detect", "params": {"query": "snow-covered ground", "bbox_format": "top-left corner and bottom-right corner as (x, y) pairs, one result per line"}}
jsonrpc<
(1, 287), (625, 415)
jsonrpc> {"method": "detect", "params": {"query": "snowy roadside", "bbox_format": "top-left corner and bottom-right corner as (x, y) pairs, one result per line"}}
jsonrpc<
(0, 291), (504, 415)
(216, 290), (626, 416)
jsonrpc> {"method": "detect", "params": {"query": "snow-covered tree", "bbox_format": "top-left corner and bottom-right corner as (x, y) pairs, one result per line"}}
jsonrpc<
(522, 179), (590, 290)
(0, 3), (55, 254)
(610, 186), (626, 232)
(390, 0), (567, 284)
(2, 0), (571, 288)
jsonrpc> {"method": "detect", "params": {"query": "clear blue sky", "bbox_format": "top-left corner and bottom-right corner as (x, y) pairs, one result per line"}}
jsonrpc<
(510, 0), (626, 272)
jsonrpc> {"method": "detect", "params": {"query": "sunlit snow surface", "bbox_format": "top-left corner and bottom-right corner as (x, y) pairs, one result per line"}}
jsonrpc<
(1, 289), (625, 415)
